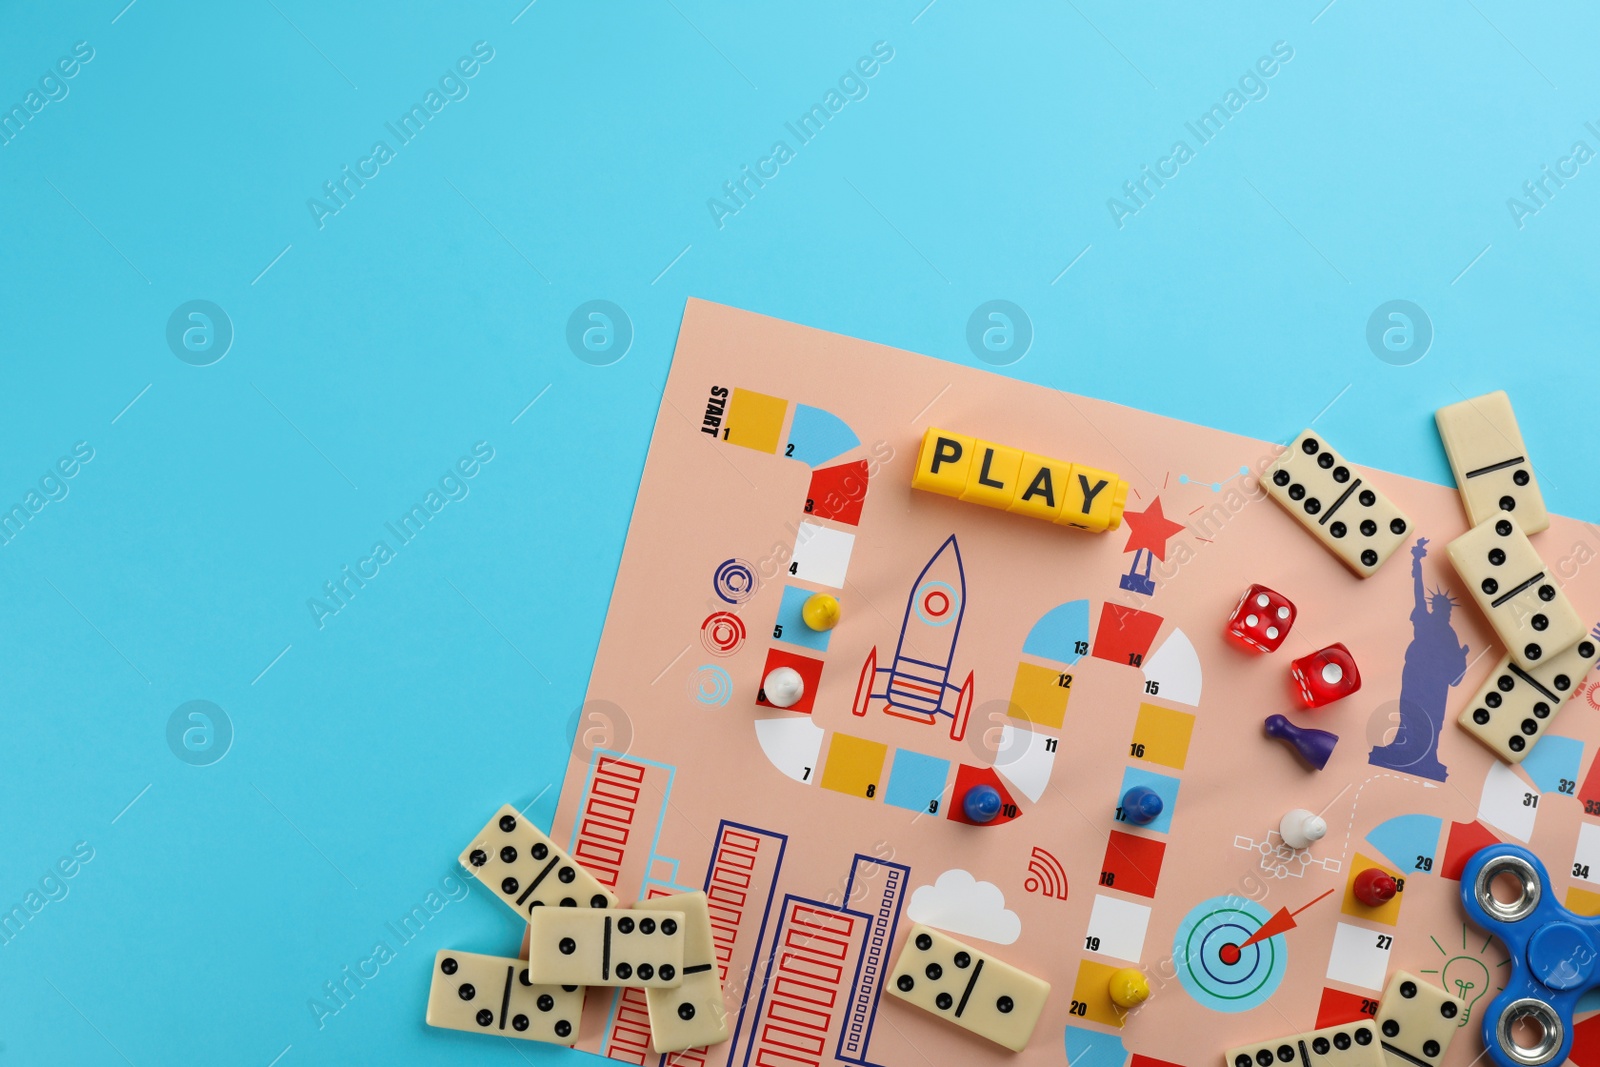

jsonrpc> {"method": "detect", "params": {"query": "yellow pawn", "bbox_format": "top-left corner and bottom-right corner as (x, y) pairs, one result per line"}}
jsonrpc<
(1108, 967), (1149, 1009)
(802, 594), (840, 631)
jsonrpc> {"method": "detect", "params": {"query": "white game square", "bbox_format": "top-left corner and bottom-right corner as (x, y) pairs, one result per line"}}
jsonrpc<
(789, 523), (855, 588)
(1574, 823), (1600, 884)
(1325, 921), (1392, 990)
(1085, 894), (1151, 962)
(1477, 762), (1538, 843)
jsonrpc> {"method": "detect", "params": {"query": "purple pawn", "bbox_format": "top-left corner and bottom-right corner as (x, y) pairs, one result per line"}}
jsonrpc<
(1264, 714), (1338, 770)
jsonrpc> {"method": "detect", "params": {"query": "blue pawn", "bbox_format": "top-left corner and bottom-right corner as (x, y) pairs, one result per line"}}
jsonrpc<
(962, 784), (1003, 824)
(1121, 785), (1164, 825)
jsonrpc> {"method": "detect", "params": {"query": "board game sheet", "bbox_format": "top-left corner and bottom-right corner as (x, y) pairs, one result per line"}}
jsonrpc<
(550, 298), (1600, 1067)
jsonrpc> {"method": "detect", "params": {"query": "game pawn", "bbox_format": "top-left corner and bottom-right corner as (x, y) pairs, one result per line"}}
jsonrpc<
(1279, 808), (1327, 850)
(1352, 867), (1397, 907)
(962, 784), (1003, 824)
(761, 666), (805, 708)
(1120, 786), (1164, 826)
(1265, 714), (1339, 770)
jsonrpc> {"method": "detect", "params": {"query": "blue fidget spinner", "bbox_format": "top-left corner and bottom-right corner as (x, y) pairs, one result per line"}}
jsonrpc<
(1461, 844), (1600, 1067)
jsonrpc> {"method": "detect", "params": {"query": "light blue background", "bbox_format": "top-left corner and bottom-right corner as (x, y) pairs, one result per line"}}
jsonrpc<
(1, 1), (1596, 1063)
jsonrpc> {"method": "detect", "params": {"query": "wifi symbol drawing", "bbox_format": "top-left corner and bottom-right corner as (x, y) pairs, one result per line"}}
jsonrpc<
(1024, 846), (1069, 900)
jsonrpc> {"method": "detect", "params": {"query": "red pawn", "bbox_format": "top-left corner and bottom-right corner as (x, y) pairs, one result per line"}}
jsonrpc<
(1291, 643), (1361, 708)
(1353, 867), (1397, 907)
(1226, 584), (1297, 653)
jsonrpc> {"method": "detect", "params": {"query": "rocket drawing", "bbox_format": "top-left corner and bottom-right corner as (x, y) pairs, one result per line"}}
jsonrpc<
(851, 534), (975, 741)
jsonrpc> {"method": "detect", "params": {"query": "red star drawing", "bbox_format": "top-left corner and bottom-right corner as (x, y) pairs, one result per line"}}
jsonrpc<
(1122, 497), (1185, 561)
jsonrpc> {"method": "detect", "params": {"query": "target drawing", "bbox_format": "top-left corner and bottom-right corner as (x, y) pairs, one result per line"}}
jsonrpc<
(914, 579), (960, 626)
(713, 558), (758, 604)
(690, 664), (733, 707)
(1172, 895), (1287, 1013)
(701, 612), (747, 656)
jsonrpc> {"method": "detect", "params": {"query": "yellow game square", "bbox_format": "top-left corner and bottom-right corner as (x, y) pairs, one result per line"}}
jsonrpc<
(1056, 463), (1129, 532)
(1130, 704), (1195, 770)
(1567, 886), (1600, 916)
(911, 429), (974, 499)
(1069, 959), (1127, 1028)
(820, 733), (888, 800)
(1340, 852), (1404, 926)
(960, 441), (1023, 510)
(724, 388), (788, 454)
(1008, 454), (1068, 521)
(1008, 661), (1072, 729)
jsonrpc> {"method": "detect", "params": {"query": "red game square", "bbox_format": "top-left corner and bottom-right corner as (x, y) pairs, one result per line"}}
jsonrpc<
(755, 647), (824, 714)
(1092, 604), (1163, 669)
(1441, 820), (1502, 881)
(1579, 756), (1600, 817)
(1315, 986), (1379, 1029)
(946, 765), (1020, 826)
(1099, 830), (1165, 898)
(806, 461), (869, 526)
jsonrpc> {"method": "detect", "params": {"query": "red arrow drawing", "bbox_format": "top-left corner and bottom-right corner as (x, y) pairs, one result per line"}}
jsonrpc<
(1239, 887), (1337, 950)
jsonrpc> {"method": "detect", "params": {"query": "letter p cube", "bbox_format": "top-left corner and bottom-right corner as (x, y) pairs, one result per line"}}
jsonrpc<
(912, 429), (973, 498)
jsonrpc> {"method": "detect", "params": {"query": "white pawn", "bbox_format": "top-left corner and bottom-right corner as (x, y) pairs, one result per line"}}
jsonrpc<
(1279, 808), (1327, 850)
(762, 666), (805, 709)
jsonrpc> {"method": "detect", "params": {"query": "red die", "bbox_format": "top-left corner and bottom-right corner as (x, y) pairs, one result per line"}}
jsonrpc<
(1226, 584), (1297, 653)
(1291, 643), (1361, 708)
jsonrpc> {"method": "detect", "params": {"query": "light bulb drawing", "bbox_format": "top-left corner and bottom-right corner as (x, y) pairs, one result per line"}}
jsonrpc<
(1422, 923), (1508, 1028)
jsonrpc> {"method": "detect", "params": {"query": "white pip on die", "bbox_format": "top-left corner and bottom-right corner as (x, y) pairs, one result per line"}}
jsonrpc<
(458, 804), (617, 918)
(526, 906), (686, 989)
(425, 949), (584, 1045)
(1375, 970), (1465, 1067)
(1447, 517), (1585, 670)
(886, 923), (1049, 1052)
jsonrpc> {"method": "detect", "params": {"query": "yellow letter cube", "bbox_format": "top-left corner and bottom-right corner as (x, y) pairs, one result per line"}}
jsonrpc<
(1058, 463), (1129, 531)
(911, 429), (974, 499)
(961, 441), (1023, 510)
(1008, 454), (1068, 521)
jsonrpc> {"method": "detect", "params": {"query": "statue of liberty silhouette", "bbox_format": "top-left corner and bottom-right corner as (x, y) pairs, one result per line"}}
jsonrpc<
(1369, 538), (1468, 781)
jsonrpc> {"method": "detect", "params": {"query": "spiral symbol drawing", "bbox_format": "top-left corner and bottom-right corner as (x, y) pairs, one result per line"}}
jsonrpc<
(689, 665), (733, 707)
(713, 558), (758, 605)
(701, 612), (747, 656)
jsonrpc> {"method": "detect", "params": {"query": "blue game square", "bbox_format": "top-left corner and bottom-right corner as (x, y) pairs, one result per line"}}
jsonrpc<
(884, 749), (950, 814)
(1520, 734), (1583, 798)
(774, 584), (833, 652)
(1115, 766), (1180, 834)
